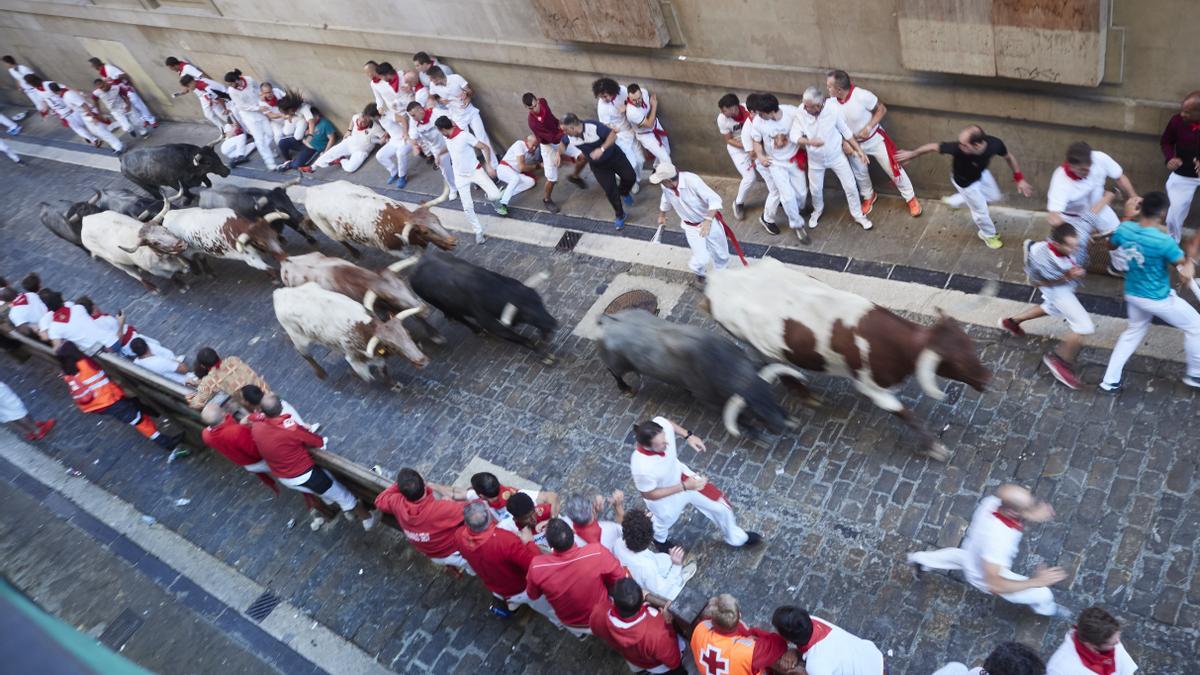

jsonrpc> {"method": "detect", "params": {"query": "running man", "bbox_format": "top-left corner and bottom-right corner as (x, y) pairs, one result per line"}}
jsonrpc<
(437, 115), (503, 244)
(1046, 141), (1139, 276)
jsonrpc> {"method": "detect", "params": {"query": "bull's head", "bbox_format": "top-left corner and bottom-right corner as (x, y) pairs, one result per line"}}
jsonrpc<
(401, 206), (457, 251)
(119, 202), (188, 255)
(234, 214), (289, 261)
(267, 186), (307, 226)
(366, 307), (429, 368)
(916, 311), (992, 398)
(193, 145), (230, 178)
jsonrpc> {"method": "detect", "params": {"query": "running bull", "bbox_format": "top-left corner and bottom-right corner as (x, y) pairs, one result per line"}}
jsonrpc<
(80, 202), (189, 291)
(597, 309), (805, 437)
(121, 207), (288, 275)
(39, 189), (162, 250)
(704, 257), (991, 460)
(196, 181), (315, 245)
(120, 142), (229, 203)
(294, 180), (456, 258)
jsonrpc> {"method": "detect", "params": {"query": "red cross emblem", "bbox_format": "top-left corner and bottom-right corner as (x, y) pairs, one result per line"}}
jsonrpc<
(700, 645), (729, 675)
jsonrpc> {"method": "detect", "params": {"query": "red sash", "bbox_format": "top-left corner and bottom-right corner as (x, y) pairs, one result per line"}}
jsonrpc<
(874, 127), (902, 178)
(714, 212), (748, 266)
(651, 126), (668, 146)
(791, 147), (808, 172)
(682, 473), (729, 506)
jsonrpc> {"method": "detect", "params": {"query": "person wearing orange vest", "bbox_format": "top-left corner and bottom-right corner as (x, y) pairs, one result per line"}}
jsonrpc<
(56, 341), (186, 459)
(690, 594), (793, 675)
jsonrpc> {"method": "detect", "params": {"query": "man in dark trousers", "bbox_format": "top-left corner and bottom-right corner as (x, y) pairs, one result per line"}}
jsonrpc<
(561, 112), (636, 230)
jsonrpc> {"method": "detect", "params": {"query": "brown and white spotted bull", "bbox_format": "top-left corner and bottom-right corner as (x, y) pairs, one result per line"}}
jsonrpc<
(279, 251), (445, 345)
(293, 180), (456, 258)
(705, 257), (991, 460)
(123, 207), (288, 275)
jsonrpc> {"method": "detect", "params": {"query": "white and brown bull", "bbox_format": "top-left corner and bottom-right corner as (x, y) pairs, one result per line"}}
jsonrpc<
(293, 180), (456, 258)
(122, 207), (288, 276)
(279, 252), (445, 345)
(705, 257), (991, 460)
(80, 202), (189, 292)
(272, 283), (429, 382)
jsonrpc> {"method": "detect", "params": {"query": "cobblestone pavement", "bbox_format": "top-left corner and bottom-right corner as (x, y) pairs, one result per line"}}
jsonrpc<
(1, 152), (1198, 674)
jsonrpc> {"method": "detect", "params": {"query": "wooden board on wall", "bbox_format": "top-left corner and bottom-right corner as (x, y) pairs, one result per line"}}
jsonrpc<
(898, 0), (996, 77)
(530, 0), (670, 48)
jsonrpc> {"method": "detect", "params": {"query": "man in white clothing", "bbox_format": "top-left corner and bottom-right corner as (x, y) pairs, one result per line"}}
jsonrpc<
(743, 93), (783, 233)
(826, 69), (921, 217)
(625, 83), (671, 168)
(1046, 606), (1138, 675)
(931, 642), (1046, 675)
(6, 274), (48, 336)
(613, 507), (693, 602)
(562, 492), (624, 552)
(368, 62), (416, 187)
(89, 57), (156, 127)
(650, 163), (740, 284)
(412, 51), (453, 88)
(53, 83), (124, 153)
(428, 66), (494, 163)
(716, 93), (760, 223)
(630, 416), (761, 550)
(772, 605), (886, 675)
(593, 77), (643, 188)
(219, 121), (257, 165)
(907, 483), (1069, 617)
(92, 79), (146, 138)
(1046, 142), (1139, 275)
(792, 86), (873, 231)
(405, 100), (456, 192)
(178, 74), (231, 136)
(222, 69), (278, 168)
(497, 136), (540, 208)
(3, 55), (43, 113)
(305, 104), (383, 174)
(437, 115), (503, 243)
(750, 94), (810, 243)
(23, 75), (98, 145)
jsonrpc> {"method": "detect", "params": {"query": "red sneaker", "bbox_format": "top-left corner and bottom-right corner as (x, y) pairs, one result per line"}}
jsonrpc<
(907, 198), (923, 217)
(861, 193), (878, 216)
(298, 165), (314, 174)
(27, 418), (56, 441)
(999, 318), (1025, 337)
(330, 158), (343, 166)
(1043, 353), (1081, 390)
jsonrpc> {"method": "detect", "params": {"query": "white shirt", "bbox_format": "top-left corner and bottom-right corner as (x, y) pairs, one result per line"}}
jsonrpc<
(625, 89), (662, 135)
(97, 63), (127, 88)
(227, 77), (267, 116)
(801, 617), (886, 675)
(8, 291), (48, 327)
(717, 110), (752, 160)
(93, 86), (128, 113)
(192, 78), (228, 105)
(346, 113), (384, 152)
(176, 62), (205, 80)
(1046, 631), (1138, 675)
(500, 140), (536, 168)
(417, 60), (454, 88)
(961, 495), (1023, 588)
(739, 113), (760, 155)
(430, 74), (476, 115)
(791, 102), (854, 166)
(1046, 151), (1123, 216)
(8, 64), (35, 93)
(370, 77), (410, 136)
(929, 665), (981, 675)
(659, 171), (722, 224)
(832, 86), (881, 138)
(46, 303), (115, 352)
(60, 89), (100, 118)
(407, 109), (447, 155)
(750, 104), (801, 163)
(630, 416), (690, 492)
(597, 85), (634, 135)
(446, 129), (483, 178)
(34, 82), (72, 116)
(613, 539), (684, 600)
(134, 354), (192, 385)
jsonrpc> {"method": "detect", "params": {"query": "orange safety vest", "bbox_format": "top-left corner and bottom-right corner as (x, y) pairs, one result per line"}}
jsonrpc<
(691, 620), (758, 675)
(64, 358), (124, 413)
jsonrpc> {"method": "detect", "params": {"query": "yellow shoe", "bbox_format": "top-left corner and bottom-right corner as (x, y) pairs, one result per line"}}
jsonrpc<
(977, 231), (1003, 249)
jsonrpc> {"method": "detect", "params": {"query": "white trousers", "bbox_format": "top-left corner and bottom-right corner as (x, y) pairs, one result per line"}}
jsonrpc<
(0, 382), (29, 422)
(767, 161), (809, 229)
(951, 170), (1002, 237)
(907, 547), (1058, 615)
(1039, 284), (1095, 335)
(539, 142), (581, 182)
(727, 147), (757, 206)
(376, 138), (414, 178)
(1165, 172), (1200, 241)
(755, 163), (781, 223)
(432, 153), (456, 193)
(681, 221), (730, 276)
(0, 113), (17, 131)
(282, 117), (307, 141)
(235, 111), (277, 167)
(1103, 291), (1200, 383)
(498, 590), (562, 625)
(809, 154), (866, 224)
(107, 106), (145, 134)
(61, 111), (98, 144)
(198, 97), (229, 132)
(497, 164), (535, 205)
(850, 132), (916, 201)
(615, 131), (644, 178)
(429, 552), (475, 574)
(20, 88), (44, 112)
(451, 107), (495, 166)
(82, 116), (123, 151)
(454, 168), (502, 234)
(313, 138), (373, 172)
(1061, 207), (1124, 270)
(635, 131), (671, 167)
(645, 472), (748, 546)
(124, 89), (156, 125)
(0, 138), (17, 162)
(278, 468), (358, 512)
(220, 135), (256, 160)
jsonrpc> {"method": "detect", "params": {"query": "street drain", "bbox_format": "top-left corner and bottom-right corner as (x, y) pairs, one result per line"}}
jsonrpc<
(246, 590), (281, 622)
(98, 607), (143, 650)
(555, 231), (582, 252)
(604, 289), (660, 316)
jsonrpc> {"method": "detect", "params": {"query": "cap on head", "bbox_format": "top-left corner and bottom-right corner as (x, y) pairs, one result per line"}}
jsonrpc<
(648, 163), (678, 185)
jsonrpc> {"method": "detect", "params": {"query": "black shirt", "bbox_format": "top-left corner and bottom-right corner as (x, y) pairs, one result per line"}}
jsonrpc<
(939, 136), (1008, 187)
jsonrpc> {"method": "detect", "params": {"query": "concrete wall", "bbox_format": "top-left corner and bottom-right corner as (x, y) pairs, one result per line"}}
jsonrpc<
(0, 0), (1197, 207)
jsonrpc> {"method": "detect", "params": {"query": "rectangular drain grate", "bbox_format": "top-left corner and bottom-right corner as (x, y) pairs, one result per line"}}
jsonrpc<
(555, 231), (582, 252)
(98, 607), (143, 650)
(246, 590), (281, 622)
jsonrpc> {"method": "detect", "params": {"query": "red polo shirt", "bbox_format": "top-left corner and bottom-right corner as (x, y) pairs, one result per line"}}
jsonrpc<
(526, 543), (626, 628)
(527, 97), (563, 145)
(201, 414), (262, 466)
(456, 522), (541, 598)
(589, 600), (683, 670)
(248, 413), (323, 479)
(374, 485), (464, 559)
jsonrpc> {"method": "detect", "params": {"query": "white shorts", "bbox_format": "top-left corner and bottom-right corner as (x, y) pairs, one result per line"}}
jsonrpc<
(279, 467), (358, 512)
(0, 382), (28, 423)
(539, 142), (580, 182)
(1040, 284), (1095, 335)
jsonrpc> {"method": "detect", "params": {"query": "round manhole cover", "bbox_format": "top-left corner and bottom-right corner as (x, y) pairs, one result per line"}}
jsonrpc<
(604, 289), (659, 316)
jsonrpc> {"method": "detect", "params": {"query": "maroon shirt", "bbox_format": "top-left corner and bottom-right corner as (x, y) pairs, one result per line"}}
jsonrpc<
(1160, 113), (1200, 178)
(527, 97), (563, 145)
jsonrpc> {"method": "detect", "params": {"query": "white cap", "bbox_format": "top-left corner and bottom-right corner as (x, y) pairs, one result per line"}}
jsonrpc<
(648, 163), (678, 185)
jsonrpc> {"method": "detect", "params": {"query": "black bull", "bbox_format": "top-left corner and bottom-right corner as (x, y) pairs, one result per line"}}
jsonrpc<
(120, 143), (230, 202)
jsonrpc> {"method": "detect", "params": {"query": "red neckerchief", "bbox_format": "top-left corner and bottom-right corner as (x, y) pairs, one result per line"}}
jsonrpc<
(11, 294), (29, 307)
(99, 65), (110, 78)
(52, 306), (71, 323)
(1047, 241), (1070, 258)
(447, 125), (463, 138)
(412, 79), (424, 91)
(799, 618), (834, 655)
(386, 74), (400, 93)
(635, 445), (664, 456)
(573, 519), (602, 544)
(418, 107), (433, 125)
(993, 510), (1024, 531)
(194, 80), (209, 91)
(355, 116), (371, 131)
(836, 85), (855, 105)
(1071, 630), (1117, 675)
(118, 325), (137, 346)
(263, 94), (278, 106)
(1061, 162), (1083, 181)
(627, 95), (647, 109)
(34, 83), (45, 92)
(485, 486), (516, 510)
(731, 105), (750, 124)
(668, 185), (680, 197)
(370, 76), (381, 84)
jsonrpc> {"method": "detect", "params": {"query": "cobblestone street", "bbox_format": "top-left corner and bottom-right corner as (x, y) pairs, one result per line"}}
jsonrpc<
(1, 148), (1197, 674)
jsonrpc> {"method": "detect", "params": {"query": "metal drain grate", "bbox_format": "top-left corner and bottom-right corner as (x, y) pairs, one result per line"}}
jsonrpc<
(555, 231), (582, 252)
(246, 590), (281, 622)
(98, 608), (143, 650)
(603, 289), (660, 316)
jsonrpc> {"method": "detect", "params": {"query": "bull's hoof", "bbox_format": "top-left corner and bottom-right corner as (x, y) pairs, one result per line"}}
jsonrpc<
(785, 417), (801, 429)
(924, 443), (950, 462)
(621, 389), (637, 399)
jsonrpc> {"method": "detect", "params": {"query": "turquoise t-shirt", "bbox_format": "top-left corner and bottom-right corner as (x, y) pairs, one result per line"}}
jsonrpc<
(308, 118), (337, 153)
(1111, 220), (1185, 300)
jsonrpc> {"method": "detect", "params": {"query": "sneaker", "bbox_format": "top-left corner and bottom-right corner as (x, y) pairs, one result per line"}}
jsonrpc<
(149, 121), (160, 129)
(27, 418), (55, 441)
(494, 202), (509, 216)
(167, 447), (191, 463)
(6, 125), (20, 136)
(543, 199), (560, 214)
(907, 561), (926, 580)
(681, 561), (699, 584)
(622, 193), (634, 207)
(858, 219), (874, 231)
(1106, 263), (1125, 278)
(308, 510), (326, 531)
(614, 216), (626, 231)
(807, 214), (820, 229)
(907, 197), (923, 217)
(1182, 375), (1200, 389)
(736, 532), (763, 548)
(733, 202), (746, 221)
(474, 232), (486, 244)
(489, 599), (515, 619)
(861, 193), (877, 215)
(362, 509), (381, 531)
(1052, 604), (1074, 620)
(567, 175), (586, 189)
(1043, 353), (1082, 390)
(231, 156), (249, 167)
(1098, 380), (1123, 394)
(977, 230), (1003, 249)
(631, 182), (640, 195)
(386, 173), (399, 186)
(999, 318), (1026, 337)
(941, 194), (966, 209)
(448, 191), (459, 201)
(394, 175), (408, 189)
(652, 539), (677, 554)
(759, 215), (780, 235)
(794, 226), (811, 245)
(298, 165), (314, 174)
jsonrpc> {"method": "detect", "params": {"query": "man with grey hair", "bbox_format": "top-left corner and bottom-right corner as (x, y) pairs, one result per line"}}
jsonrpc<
(563, 490), (624, 551)
(456, 501), (559, 621)
(792, 85), (873, 231)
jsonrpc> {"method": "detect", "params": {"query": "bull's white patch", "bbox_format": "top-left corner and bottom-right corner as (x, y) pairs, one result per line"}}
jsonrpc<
(80, 211), (188, 282)
(302, 181), (406, 255)
(272, 283), (381, 381)
(163, 208), (271, 271)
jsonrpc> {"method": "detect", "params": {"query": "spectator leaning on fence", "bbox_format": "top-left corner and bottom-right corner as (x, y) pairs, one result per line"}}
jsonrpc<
(187, 346), (270, 410)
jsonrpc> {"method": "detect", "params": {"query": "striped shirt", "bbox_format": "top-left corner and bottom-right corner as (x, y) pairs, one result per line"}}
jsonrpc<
(1025, 240), (1078, 288)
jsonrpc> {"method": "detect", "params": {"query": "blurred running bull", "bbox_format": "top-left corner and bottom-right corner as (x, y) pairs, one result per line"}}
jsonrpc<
(122, 207), (288, 275)
(120, 142), (230, 203)
(294, 180), (456, 258)
(196, 181), (315, 244)
(39, 190), (164, 251)
(705, 257), (991, 460)
(597, 309), (805, 437)
(81, 202), (189, 291)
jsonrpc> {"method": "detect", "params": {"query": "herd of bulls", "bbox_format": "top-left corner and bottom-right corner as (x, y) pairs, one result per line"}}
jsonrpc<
(36, 142), (991, 460)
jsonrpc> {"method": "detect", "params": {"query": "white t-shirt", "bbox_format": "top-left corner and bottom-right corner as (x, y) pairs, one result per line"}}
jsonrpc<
(501, 140), (536, 168)
(791, 102), (853, 166)
(46, 303), (115, 352)
(833, 86), (880, 138)
(717, 110), (752, 160)
(597, 85), (634, 135)
(801, 617), (886, 675)
(1046, 631), (1138, 675)
(659, 171), (722, 224)
(417, 60), (454, 88)
(407, 109), (446, 155)
(35, 82), (71, 116)
(227, 77), (266, 116)
(9, 64), (35, 93)
(630, 416), (688, 492)
(961, 495), (1023, 589)
(929, 665), (980, 675)
(8, 291), (48, 327)
(625, 89), (662, 134)
(445, 129), (482, 178)
(613, 539), (685, 600)
(93, 86), (127, 113)
(60, 89), (98, 117)
(135, 354), (191, 384)
(1046, 151), (1123, 216)
(431, 74), (476, 115)
(750, 104), (801, 162)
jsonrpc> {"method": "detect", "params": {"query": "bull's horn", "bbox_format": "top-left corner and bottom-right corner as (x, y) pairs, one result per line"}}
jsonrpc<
(66, 212), (81, 225)
(149, 199), (171, 224)
(499, 302), (518, 327)
(522, 271), (550, 289)
(365, 335), (381, 357)
(393, 307), (422, 322)
(399, 222), (413, 244)
(915, 348), (946, 401)
(419, 180), (451, 208)
(722, 395), (746, 438)
(166, 185), (188, 204)
(281, 176), (301, 188)
(362, 290), (378, 315)
(87, 190), (101, 205)
(263, 210), (288, 223)
(137, 209), (151, 221)
(117, 243), (142, 254)
(256, 197), (269, 209)
(235, 232), (250, 253)
(386, 257), (419, 274)
(757, 363), (806, 383)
